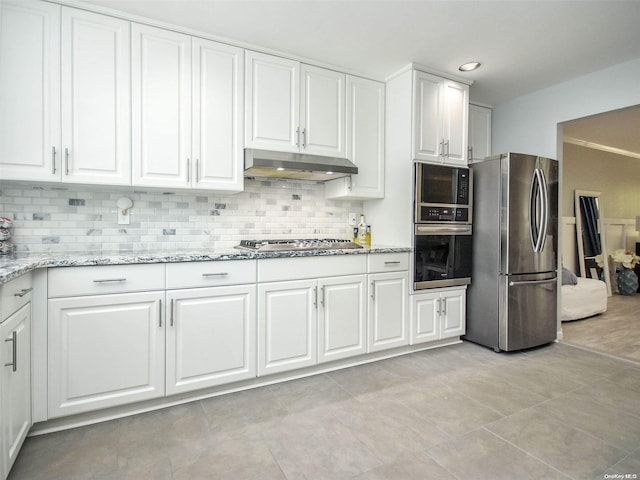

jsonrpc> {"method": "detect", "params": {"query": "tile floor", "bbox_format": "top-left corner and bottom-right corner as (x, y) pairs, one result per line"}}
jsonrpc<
(9, 341), (640, 480)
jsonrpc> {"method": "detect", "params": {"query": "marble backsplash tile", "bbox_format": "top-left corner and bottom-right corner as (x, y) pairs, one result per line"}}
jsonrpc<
(0, 179), (363, 253)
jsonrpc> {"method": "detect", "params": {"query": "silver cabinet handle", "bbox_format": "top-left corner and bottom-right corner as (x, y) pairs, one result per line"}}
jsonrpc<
(187, 158), (191, 182)
(296, 127), (300, 148)
(384, 261), (401, 265)
(441, 297), (447, 316)
(4, 331), (17, 372)
(320, 285), (325, 307)
(13, 288), (33, 297)
(436, 297), (442, 316)
(370, 281), (375, 301)
(202, 272), (229, 277)
(170, 298), (175, 327)
(64, 148), (70, 175)
(159, 299), (162, 327)
(439, 140), (444, 158)
(302, 128), (307, 148)
(468, 146), (473, 160)
(52, 146), (57, 174)
(93, 278), (126, 283)
(196, 158), (200, 183)
(313, 286), (317, 307)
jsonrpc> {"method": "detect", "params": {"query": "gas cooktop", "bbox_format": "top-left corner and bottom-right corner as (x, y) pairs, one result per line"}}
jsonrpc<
(235, 238), (363, 252)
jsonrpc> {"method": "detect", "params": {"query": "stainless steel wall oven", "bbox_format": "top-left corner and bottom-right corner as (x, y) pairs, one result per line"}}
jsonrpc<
(413, 163), (473, 290)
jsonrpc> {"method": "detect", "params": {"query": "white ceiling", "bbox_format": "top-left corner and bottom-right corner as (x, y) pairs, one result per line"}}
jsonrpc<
(75, 0), (640, 106)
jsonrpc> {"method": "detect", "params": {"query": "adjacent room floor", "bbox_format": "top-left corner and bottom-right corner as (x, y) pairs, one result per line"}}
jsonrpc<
(562, 293), (640, 362)
(9, 341), (640, 480)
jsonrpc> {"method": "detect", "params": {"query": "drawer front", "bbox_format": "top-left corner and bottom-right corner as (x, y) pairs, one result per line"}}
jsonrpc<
(258, 255), (367, 283)
(0, 272), (33, 320)
(368, 253), (409, 273)
(166, 260), (256, 289)
(48, 264), (166, 297)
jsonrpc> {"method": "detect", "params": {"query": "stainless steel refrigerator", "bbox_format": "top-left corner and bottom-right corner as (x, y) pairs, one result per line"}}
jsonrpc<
(465, 153), (558, 352)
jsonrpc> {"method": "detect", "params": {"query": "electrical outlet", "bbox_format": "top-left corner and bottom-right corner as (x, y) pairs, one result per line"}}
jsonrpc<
(348, 212), (357, 226)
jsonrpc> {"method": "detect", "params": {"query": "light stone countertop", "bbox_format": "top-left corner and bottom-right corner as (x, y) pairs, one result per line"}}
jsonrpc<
(0, 246), (411, 286)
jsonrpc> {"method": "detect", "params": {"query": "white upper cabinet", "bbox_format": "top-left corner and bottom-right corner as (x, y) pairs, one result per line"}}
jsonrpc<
(300, 64), (346, 157)
(0, 1), (60, 182)
(192, 38), (244, 192)
(413, 71), (469, 166)
(245, 51), (300, 152)
(325, 75), (385, 200)
(468, 104), (492, 162)
(61, 8), (131, 185)
(132, 24), (192, 188)
(245, 51), (345, 157)
(132, 26), (243, 192)
(0, 3), (132, 184)
(0, 0), (60, 181)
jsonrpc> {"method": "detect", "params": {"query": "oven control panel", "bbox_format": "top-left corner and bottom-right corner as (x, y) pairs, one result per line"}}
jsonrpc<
(419, 206), (469, 223)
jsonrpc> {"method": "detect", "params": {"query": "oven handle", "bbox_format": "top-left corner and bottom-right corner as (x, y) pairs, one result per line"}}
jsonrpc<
(415, 225), (472, 235)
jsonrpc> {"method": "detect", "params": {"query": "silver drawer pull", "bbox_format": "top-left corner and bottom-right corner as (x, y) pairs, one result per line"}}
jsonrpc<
(93, 278), (127, 283)
(202, 272), (229, 277)
(13, 288), (33, 297)
(4, 331), (17, 372)
(384, 261), (401, 265)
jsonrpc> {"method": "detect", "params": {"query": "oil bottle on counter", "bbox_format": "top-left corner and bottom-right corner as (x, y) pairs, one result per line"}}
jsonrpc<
(354, 214), (371, 247)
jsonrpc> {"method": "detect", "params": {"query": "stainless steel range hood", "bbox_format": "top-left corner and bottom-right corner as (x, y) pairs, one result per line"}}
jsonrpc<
(244, 149), (358, 181)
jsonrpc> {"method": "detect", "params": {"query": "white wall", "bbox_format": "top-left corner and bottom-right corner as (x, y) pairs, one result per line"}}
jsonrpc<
(493, 58), (640, 158)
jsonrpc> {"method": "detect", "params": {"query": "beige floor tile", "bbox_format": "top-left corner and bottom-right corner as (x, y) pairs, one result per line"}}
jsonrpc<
(487, 408), (628, 479)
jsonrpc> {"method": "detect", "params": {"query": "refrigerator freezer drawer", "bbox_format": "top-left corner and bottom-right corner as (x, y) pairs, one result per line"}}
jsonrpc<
(499, 273), (557, 351)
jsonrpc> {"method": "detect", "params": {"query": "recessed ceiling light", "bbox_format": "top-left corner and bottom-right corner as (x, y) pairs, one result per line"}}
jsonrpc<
(458, 62), (481, 72)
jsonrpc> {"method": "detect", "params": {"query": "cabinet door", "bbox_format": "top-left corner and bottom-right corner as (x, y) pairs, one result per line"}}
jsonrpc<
(192, 38), (244, 192)
(368, 272), (409, 352)
(258, 280), (316, 376)
(440, 288), (466, 338)
(325, 76), (384, 199)
(300, 64), (345, 157)
(1, 304), (31, 479)
(412, 71), (443, 163)
(469, 104), (492, 162)
(245, 51), (299, 152)
(166, 285), (256, 395)
(410, 292), (439, 345)
(61, 7), (131, 185)
(441, 80), (469, 166)
(0, 1), (60, 182)
(132, 24), (191, 188)
(318, 275), (367, 363)
(48, 291), (165, 418)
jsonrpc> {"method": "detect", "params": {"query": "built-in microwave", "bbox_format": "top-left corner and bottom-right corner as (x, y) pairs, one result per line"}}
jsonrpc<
(414, 163), (472, 223)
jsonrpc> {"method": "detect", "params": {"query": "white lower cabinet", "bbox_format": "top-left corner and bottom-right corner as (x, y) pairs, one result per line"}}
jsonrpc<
(165, 285), (256, 395)
(1, 304), (31, 480)
(318, 275), (367, 363)
(410, 287), (466, 345)
(258, 279), (317, 376)
(368, 271), (409, 352)
(48, 291), (165, 418)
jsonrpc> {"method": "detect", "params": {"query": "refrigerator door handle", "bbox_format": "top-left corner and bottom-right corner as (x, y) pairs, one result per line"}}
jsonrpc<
(538, 167), (549, 252)
(529, 168), (547, 253)
(508, 278), (557, 287)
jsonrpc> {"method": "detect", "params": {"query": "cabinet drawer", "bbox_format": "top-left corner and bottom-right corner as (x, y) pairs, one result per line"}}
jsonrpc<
(48, 264), (165, 297)
(258, 255), (367, 282)
(0, 272), (33, 320)
(166, 260), (256, 289)
(368, 253), (409, 273)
